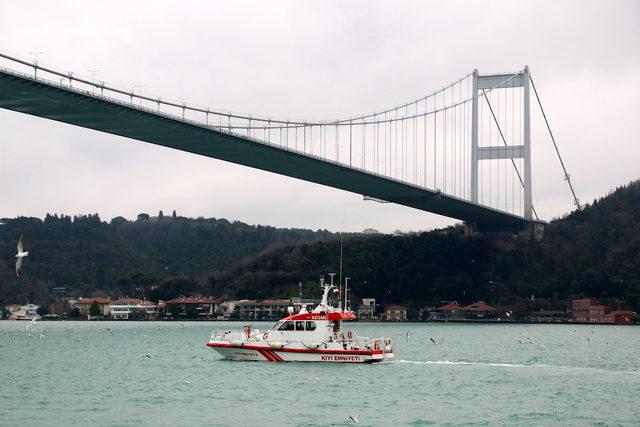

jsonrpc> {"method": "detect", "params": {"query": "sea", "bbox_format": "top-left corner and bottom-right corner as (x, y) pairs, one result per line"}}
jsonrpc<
(0, 321), (638, 426)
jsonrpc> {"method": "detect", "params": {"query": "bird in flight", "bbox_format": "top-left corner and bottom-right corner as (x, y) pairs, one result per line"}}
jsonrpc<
(15, 234), (29, 277)
(348, 414), (360, 424)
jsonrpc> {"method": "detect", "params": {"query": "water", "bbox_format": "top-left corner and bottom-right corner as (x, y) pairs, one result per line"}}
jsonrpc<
(0, 321), (638, 426)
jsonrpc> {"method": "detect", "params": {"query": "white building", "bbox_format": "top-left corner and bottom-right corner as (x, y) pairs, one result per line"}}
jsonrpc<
(109, 299), (158, 319)
(357, 298), (376, 320)
(6, 303), (40, 320)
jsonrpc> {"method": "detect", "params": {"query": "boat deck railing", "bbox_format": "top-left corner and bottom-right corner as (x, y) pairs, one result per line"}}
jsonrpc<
(210, 329), (392, 351)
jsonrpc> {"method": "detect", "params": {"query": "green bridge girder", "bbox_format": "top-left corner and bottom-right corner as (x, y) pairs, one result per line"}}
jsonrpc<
(0, 70), (528, 231)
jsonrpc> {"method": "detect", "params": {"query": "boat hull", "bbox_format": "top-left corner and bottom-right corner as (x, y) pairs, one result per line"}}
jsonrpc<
(207, 342), (393, 363)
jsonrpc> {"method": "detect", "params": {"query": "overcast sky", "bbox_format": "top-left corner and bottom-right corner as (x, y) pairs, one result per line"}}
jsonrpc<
(1, 1), (639, 232)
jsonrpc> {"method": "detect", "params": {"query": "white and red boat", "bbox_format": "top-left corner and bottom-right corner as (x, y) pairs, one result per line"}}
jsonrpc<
(207, 280), (394, 363)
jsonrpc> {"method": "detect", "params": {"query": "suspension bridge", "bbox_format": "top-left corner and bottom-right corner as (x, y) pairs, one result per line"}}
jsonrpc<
(0, 52), (578, 237)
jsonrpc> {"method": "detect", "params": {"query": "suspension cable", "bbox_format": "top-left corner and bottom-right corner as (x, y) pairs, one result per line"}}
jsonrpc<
(529, 74), (581, 210)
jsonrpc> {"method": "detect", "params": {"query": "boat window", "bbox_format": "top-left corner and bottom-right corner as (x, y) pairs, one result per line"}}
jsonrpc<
(295, 321), (305, 331)
(278, 321), (295, 331)
(271, 321), (284, 331)
(306, 321), (316, 331)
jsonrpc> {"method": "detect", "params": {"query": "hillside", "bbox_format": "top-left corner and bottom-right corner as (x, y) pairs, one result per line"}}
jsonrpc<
(0, 212), (332, 305)
(213, 181), (640, 313)
(2, 181), (639, 314)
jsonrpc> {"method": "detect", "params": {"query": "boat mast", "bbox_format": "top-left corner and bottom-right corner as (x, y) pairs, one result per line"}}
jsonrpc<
(339, 233), (344, 311)
(344, 277), (350, 312)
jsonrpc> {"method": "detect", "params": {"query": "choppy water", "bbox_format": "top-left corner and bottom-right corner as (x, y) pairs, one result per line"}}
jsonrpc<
(0, 321), (638, 426)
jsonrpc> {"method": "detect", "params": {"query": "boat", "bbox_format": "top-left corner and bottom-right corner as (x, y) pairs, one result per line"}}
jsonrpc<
(207, 277), (394, 363)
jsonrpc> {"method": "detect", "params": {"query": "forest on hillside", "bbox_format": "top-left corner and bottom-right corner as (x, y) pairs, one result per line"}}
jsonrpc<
(0, 212), (332, 305)
(2, 180), (639, 316)
(211, 180), (640, 314)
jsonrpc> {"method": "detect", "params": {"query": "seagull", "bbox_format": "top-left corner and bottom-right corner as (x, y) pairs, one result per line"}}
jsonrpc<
(15, 235), (29, 277)
(348, 415), (360, 424)
(26, 317), (37, 331)
(310, 377), (320, 383)
(139, 353), (151, 358)
(405, 331), (410, 342)
(430, 337), (437, 344)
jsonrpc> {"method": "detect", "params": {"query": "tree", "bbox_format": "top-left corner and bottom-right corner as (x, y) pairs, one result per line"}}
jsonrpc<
(230, 305), (240, 320)
(158, 210), (164, 219)
(110, 216), (128, 226)
(136, 213), (150, 222)
(89, 301), (101, 317)
(131, 308), (147, 319)
(68, 307), (81, 319)
(172, 210), (177, 219)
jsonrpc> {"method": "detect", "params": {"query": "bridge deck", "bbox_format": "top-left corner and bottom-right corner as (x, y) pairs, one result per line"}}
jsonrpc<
(0, 70), (527, 230)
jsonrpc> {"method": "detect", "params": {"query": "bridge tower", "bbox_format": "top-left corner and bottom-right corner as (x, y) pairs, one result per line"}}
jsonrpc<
(470, 66), (533, 221)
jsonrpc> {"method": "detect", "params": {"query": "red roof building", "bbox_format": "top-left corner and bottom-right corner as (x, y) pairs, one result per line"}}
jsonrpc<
(436, 303), (464, 312)
(110, 298), (158, 319)
(572, 299), (638, 324)
(463, 301), (496, 311)
(72, 297), (112, 318)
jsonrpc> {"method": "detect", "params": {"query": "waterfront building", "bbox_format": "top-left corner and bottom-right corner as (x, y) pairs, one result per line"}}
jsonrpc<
(572, 299), (638, 324)
(216, 301), (237, 319)
(238, 299), (291, 320)
(462, 301), (497, 319)
(528, 310), (570, 323)
(109, 298), (158, 319)
(357, 298), (376, 320)
(385, 304), (408, 321)
(431, 303), (465, 320)
(6, 303), (40, 320)
(165, 297), (222, 318)
(72, 297), (111, 318)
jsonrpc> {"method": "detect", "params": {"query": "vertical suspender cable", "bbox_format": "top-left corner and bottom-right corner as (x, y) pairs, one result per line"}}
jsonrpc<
(529, 74), (581, 210)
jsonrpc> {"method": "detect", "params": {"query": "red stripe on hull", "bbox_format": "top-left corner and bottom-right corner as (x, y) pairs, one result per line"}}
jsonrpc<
(268, 350), (284, 362)
(257, 349), (275, 362)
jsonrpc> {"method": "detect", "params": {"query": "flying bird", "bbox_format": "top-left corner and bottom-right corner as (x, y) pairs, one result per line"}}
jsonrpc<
(15, 234), (29, 277)
(26, 317), (37, 331)
(430, 337), (437, 344)
(348, 414), (360, 424)
(139, 353), (151, 358)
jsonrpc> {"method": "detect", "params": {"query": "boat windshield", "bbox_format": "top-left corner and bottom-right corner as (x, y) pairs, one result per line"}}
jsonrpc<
(271, 321), (284, 331)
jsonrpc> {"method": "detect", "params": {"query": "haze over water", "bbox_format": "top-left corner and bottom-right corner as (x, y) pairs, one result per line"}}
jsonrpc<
(1, 321), (638, 426)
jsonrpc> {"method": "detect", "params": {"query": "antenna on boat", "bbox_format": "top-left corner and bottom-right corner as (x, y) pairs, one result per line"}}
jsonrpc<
(339, 232), (344, 311)
(345, 277), (351, 312)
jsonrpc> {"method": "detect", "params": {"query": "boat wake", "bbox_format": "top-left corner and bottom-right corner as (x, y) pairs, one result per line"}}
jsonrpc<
(396, 360), (532, 368)
(395, 360), (640, 375)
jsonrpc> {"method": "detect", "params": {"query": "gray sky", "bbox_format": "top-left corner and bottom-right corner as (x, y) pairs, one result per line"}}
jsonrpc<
(1, 0), (639, 232)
